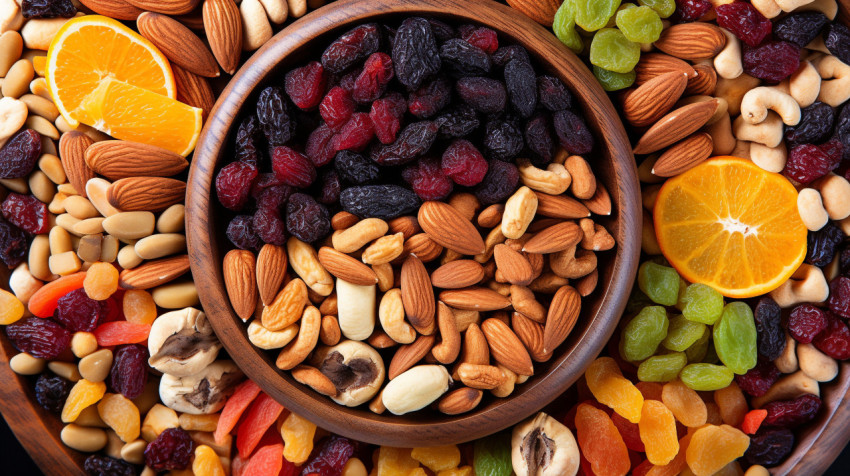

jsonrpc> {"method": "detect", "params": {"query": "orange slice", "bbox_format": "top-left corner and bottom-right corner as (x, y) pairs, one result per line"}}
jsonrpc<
(73, 78), (202, 156)
(46, 15), (175, 127)
(653, 157), (807, 298)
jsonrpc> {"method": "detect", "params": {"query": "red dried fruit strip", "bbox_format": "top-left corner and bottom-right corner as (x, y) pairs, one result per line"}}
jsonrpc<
(242, 443), (284, 476)
(215, 379), (262, 445)
(93, 321), (151, 346)
(236, 393), (286, 459)
(28, 272), (87, 317)
(742, 409), (768, 435)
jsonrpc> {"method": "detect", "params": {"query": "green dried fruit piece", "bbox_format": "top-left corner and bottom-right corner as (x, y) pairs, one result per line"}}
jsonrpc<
(638, 261), (680, 306)
(621, 306), (669, 362)
(593, 66), (636, 91)
(713, 302), (757, 375)
(616, 5), (663, 43)
(638, 352), (688, 382)
(663, 315), (707, 352)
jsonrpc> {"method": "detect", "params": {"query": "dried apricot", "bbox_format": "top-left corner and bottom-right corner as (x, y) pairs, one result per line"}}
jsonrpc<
(281, 412), (317, 465)
(123, 290), (157, 325)
(585, 357), (644, 423)
(661, 380), (707, 428)
(237, 393), (286, 458)
(243, 440), (284, 476)
(575, 403), (630, 476)
(714, 383), (749, 428)
(646, 433), (692, 476)
(639, 400), (679, 465)
(0, 289), (25, 325)
(215, 379), (261, 445)
(84, 262), (120, 301)
(28, 272), (86, 317)
(93, 321), (151, 346)
(377, 446), (421, 475)
(97, 393), (140, 442)
(685, 424), (750, 476)
(411, 445), (461, 472)
(193, 444), (226, 476)
(436, 467), (473, 476)
(61, 379), (106, 423)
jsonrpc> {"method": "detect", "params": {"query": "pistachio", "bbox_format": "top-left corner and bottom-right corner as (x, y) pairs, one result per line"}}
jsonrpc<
(313, 340), (385, 407)
(512, 412), (580, 476)
(159, 361), (243, 414)
(148, 308), (222, 377)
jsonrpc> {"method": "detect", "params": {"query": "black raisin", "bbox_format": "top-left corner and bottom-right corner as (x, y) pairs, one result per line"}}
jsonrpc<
(492, 45), (531, 68)
(785, 102), (835, 146)
(435, 104), (480, 139)
(824, 23), (850, 66)
(504, 59), (538, 118)
(834, 102), (850, 161)
(340, 185), (420, 220)
(34, 373), (72, 413)
(753, 297), (786, 360)
(408, 76), (452, 119)
(316, 168), (341, 205)
(257, 86), (295, 147)
(0, 217), (28, 268)
(483, 118), (524, 161)
(334, 150), (380, 184)
(553, 109), (594, 155)
(83, 455), (135, 476)
(392, 17), (441, 90)
(21, 0), (76, 18)
(806, 222), (844, 267)
(0, 129), (42, 179)
(226, 215), (261, 251)
(745, 428), (794, 466)
(439, 39), (492, 77)
(235, 115), (265, 165)
(370, 121), (439, 166)
(475, 160), (519, 205)
(456, 77), (506, 114)
(321, 23), (381, 74)
(286, 193), (331, 243)
(427, 18), (457, 42)
(538, 76), (573, 112)
(774, 12), (829, 48)
(525, 113), (554, 165)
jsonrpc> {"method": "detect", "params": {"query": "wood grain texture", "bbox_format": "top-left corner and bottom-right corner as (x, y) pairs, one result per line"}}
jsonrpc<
(186, 0), (641, 447)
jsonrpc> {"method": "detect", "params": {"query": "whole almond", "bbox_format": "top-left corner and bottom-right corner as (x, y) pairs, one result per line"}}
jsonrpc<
(460, 323), (489, 366)
(119, 255), (190, 289)
(505, 0), (560, 26)
(622, 71), (689, 127)
(203, 0), (243, 75)
(481, 318), (534, 376)
(400, 255), (435, 334)
(418, 201), (485, 255)
(522, 221), (583, 254)
(223, 249), (257, 321)
(437, 387), (483, 415)
(137, 12), (220, 78)
(652, 133), (714, 177)
(583, 183), (612, 216)
(107, 177), (186, 212)
(401, 233), (443, 263)
(493, 244), (534, 286)
(388, 216), (420, 239)
(78, 0), (143, 20)
(543, 285), (581, 354)
(291, 364), (337, 397)
(430, 260), (485, 289)
(85, 140), (188, 180)
(125, 0), (200, 15)
(257, 244), (287, 306)
(512, 312), (550, 362)
(317, 246), (378, 286)
(634, 53), (698, 85)
(457, 363), (507, 389)
(58, 131), (95, 198)
(172, 64), (215, 118)
(439, 287), (511, 311)
(654, 23), (726, 61)
(633, 99), (720, 154)
(685, 63), (718, 96)
(534, 191), (590, 219)
(388, 335), (435, 380)
(331, 211), (359, 231)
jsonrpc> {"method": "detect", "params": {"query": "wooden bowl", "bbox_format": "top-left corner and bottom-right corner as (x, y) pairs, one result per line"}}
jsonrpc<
(185, 0), (640, 447)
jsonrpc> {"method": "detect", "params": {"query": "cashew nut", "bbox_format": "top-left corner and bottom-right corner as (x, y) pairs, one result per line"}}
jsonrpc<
(579, 219), (615, 251)
(0, 97), (27, 142)
(797, 343), (838, 382)
(768, 263), (829, 307)
(714, 28), (743, 79)
(247, 320), (299, 350)
(813, 173), (850, 220)
(275, 306), (321, 370)
(378, 288), (416, 345)
(240, 0), (272, 51)
(774, 0), (817, 11)
(740, 87), (801, 125)
(796, 188), (829, 231)
(752, 370), (819, 408)
(517, 159), (571, 195)
(750, 141), (788, 173)
(708, 113), (736, 156)
(775, 332), (799, 373)
(730, 140), (752, 160)
(432, 302), (461, 364)
(550, 246), (597, 279)
(751, 0), (782, 17)
(148, 308), (222, 377)
(796, 0), (838, 18)
(814, 55), (850, 107)
(733, 112), (784, 148)
(789, 61), (821, 108)
(287, 237), (333, 296)
(806, 36), (831, 55)
(159, 361), (242, 414)
(336, 278), (376, 341)
(716, 74), (761, 116)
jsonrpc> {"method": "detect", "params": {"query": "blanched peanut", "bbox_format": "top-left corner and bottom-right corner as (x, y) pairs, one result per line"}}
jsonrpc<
(733, 112), (784, 148)
(501, 186), (537, 239)
(0, 0), (23, 34)
(752, 0), (782, 17)
(769, 263), (829, 307)
(797, 343), (838, 382)
(740, 87), (801, 125)
(71, 332), (98, 358)
(259, 0), (288, 23)
(378, 288), (416, 344)
(21, 15), (78, 50)
(813, 173), (850, 220)
(789, 61), (821, 108)
(797, 188), (829, 231)
(714, 28), (742, 79)
(9, 263), (42, 304)
(749, 141), (787, 173)
(61, 424), (107, 452)
(0, 97), (27, 141)
(9, 352), (46, 375)
(814, 55), (850, 107)
(707, 113), (736, 156)
(776, 333), (798, 373)
(240, 0), (272, 51)
(332, 218), (388, 253)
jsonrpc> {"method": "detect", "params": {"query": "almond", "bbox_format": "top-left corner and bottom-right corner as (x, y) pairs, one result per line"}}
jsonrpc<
(418, 201), (485, 255)
(462, 323), (490, 365)
(317, 246), (378, 286)
(223, 249), (257, 321)
(437, 387), (483, 415)
(439, 287), (511, 311)
(583, 183), (612, 216)
(457, 363), (507, 389)
(685, 63), (718, 96)
(85, 140), (189, 180)
(125, 0), (200, 15)
(622, 71), (689, 127)
(137, 12), (220, 78)
(400, 255), (435, 334)
(481, 318), (534, 376)
(78, 0), (143, 20)
(505, 0), (560, 26)
(533, 191), (591, 219)
(633, 99), (720, 154)
(512, 312), (550, 362)
(493, 244), (534, 286)
(543, 285), (581, 354)
(401, 233), (443, 263)
(119, 255), (190, 289)
(107, 177), (186, 212)
(331, 211), (359, 231)
(58, 131), (95, 198)
(172, 64), (215, 119)
(256, 243), (287, 306)
(202, 0), (243, 75)
(291, 364), (337, 397)
(634, 53), (698, 86)
(430, 260), (485, 289)
(522, 221), (583, 254)
(654, 23), (726, 61)
(388, 215), (421, 239)
(652, 133), (714, 177)
(388, 335), (435, 380)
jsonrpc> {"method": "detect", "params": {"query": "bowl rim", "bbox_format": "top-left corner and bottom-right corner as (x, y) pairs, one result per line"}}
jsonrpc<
(186, 0), (641, 446)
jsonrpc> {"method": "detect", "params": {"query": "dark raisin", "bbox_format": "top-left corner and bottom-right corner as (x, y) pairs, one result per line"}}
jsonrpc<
(257, 86), (295, 146)
(305, 123), (337, 167)
(442, 139), (489, 187)
(0, 217), (28, 267)
(743, 41), (801, 83)
(427, 18), (456, 42)
(226, 215), (261, 251)
(34, 373), (72, 413)
(83, 455), (135, 476)
(483, 118), (524, 161)
(492, 45), (531, 68)
(317, 169), (341, 205)
(461, 26), (499, 54)
(408, 76), (452, 118)
(300, 436), (356, 476)
(439, 38), (492, 77)
(829, 276), (850, 319)
(824, 23), (850, 66)
(286, 193), (331, 242)
(553, 109), (594, 155)
(54, 288), (108, 332)
(253, 206), (287, 245)
(216, 161), (258, 211)
(783, 143), (838, 184)
(504, 59), (538, 118)
(340, 185), (420, 220)
(392, 17), (442, 90)
(813, 311), (850, 359)
(370, 92), (407, 144)
(333, 113), (375, 152)
(785, 102), (835, 146)
(145, 427), (194, 471)
(272, 146), (317, 188)
(255, 184), (292, 212)
(370, 121), (439, 166)
(745, 428), (794, 466)
(841, 242), (850, 277)
(234, 115), (264, 165)
(335, 150), (380, 185)
(21, 0), (76, 18)
(435, 104), (480, 139)
(285, 61), (327, 110)
(1, 192), (51, 234)
(806, 223), (844, 267)
(788, 304), (828, 344)
(774, 12), (829, 48)
(834, 103), (850, 161)
(763, 394), (821, 428)
(456, 77), (507, 114)
(109, 344), (149, 400)
(475, 159), (519, 205)
(6, 316), (71, 359)
(735, 359), (780, 397)
(672, 0), (711, 22)
(753, 297), (785, 360)
(538, 76), (572, 112)
(351, 52), (395, 103)
(525, 113), (555, 164)
(321, 23), (381, 74)
(319, 86), (355, 131)
(251, 173), (290, 203)
(715, 2), (772, 47)
(0, 129), (41, 179)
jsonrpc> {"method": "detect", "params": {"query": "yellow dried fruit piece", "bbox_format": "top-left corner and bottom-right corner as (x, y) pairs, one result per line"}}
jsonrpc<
(411, 445), (461, 472)
(436, 467), (473, 476)
(83, 262), (119, 300)
(0, 289), (25, 325)
(141, 403), (179, 441)
(281, 412), (317, 465)
(376, 446), (420, 476)
(179, 413), (220, 432)
(685, 424), (750, 476)
(193, 444), (225, 476)
(409, 469), (427, 476)
(97, 393), (140, 442)
(62, 379), (107, 423)
(123, 290), (157, 325)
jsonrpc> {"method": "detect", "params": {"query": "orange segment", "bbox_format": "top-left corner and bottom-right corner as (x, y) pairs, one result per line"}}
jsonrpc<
(654, 157), (807, 298)
(73, 78), (202, 156)
(46, 15), (175, 127)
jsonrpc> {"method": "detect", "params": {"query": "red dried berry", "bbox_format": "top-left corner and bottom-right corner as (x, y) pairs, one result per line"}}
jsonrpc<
(370, 92), (407, 144)
(351, 52), (394, 104)
(788, 304), (828, 344)
(735, 359), (780, 397)
(456, 77), (507, 114)
(0, 129), (42, 179)
(371, 121), (439, 166)
(475, 159), (519, 205)
(461, 26), (499, 54)
(403, 156), (454, 201)
(333, 113), (375, 152)
(441, 139), (489, 187)
(813, 312), (850, 359)
(216, 161), (258, 211)
(821, 138), (844, 165)
(6, 316), (71, 359)
(716, 2), (772, 47)
(321, 23), (381, 74)
(272, 146), (317, 188)
(144, 427), (194, 471)
(109, 344), (149, 399)
(673, 0), (711, 22)
(1, 192), (51, 234)
(408, 77), (452, 119)
(254, 183), (293, 212)
(285, 61), (327, 110)
(743, 41), (800, 83)
(226, 215), (262, 251)
(253, 207), (287, 245)
(319, 86), (355, 131)
(286, 193), (331, 242)
(305, 123), (337, 167)
(300, 436), (356, 476)
(54, 288), (108, 332)
(783, 143), (838, 184)
(762, 394), (822, 428)
(829, 276), (850, 319)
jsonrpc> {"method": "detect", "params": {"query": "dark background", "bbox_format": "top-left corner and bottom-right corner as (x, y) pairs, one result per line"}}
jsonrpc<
(1, 412), (848, 475)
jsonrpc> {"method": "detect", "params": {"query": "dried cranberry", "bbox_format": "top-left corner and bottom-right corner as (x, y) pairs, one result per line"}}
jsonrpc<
(0, 217), (29, 267)
(403, 157), (454, 201)
(22, 0), (76, 18)
(824, 23), (850, 66)
(745, 428), (794, 466)
(1, 193), (50, 234)
(456, 77), (507, 114)
(371, 121), (439, 166)
(305, 123), (337, 167)
(774, 12), (829, 48)
(525, 113), (555, 164)
(333, 113), (375, 152)
(109, 344), (149, 399)
(254, 183), (292, 212)
(370, 92), (407, 144)
(286, 193), (331, 242)
(553, 109), (594, 155)
(299, 436), (355, 476)
(763, 394), (822, 428)
(334, 151), (380, 185)
(743, 41), (800, 83)
(483, 118), (524, 161)
(253, 206), (287, 245)
(715, 2), (772, 47)
(285, 61), (327, 110)
(226, 215), (261, 251)
(735, 359), (780, 397)
(54, 288), (108, 332)
(829, 276), (850, 319)
(504, 59), (538, 118)
(351, 53), (394, 103)
(806, 223), (845, 267)
(538, 76), (572, 112)
(392, 17), (442, 90)
(493, 45), (531, 68)
(257, 86), (295, 146)
(321, 23), (381, 74)
(34, 373), (72, 413)
(340, 185), (420, 220)
(235, 115), (264, 165)
(83, 455), (135, 476)
(145, 427), (194, 471)
(783, 143), (838, 184)
(786, 102), (835, 146)
(754, 297), (785, 360)
(461, 26), (498, 54)
(408, 77), (452, 119)
(216, 161), (258, 211)
(435, 104), (480, 140)
(439, 39), (492, 77)
(788, 304), (828, 344)
(319, 86), (355, 131)
(317, 169), (341, 205)
(672, 0), (711, 22)
(0, 129), (41, 179)
(6, 317), (70, 359)
(441, 139), (489, 187)
(475, 160), (519, 205)
(272, 146), (317, 188)
(813, 311), (850, 359)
